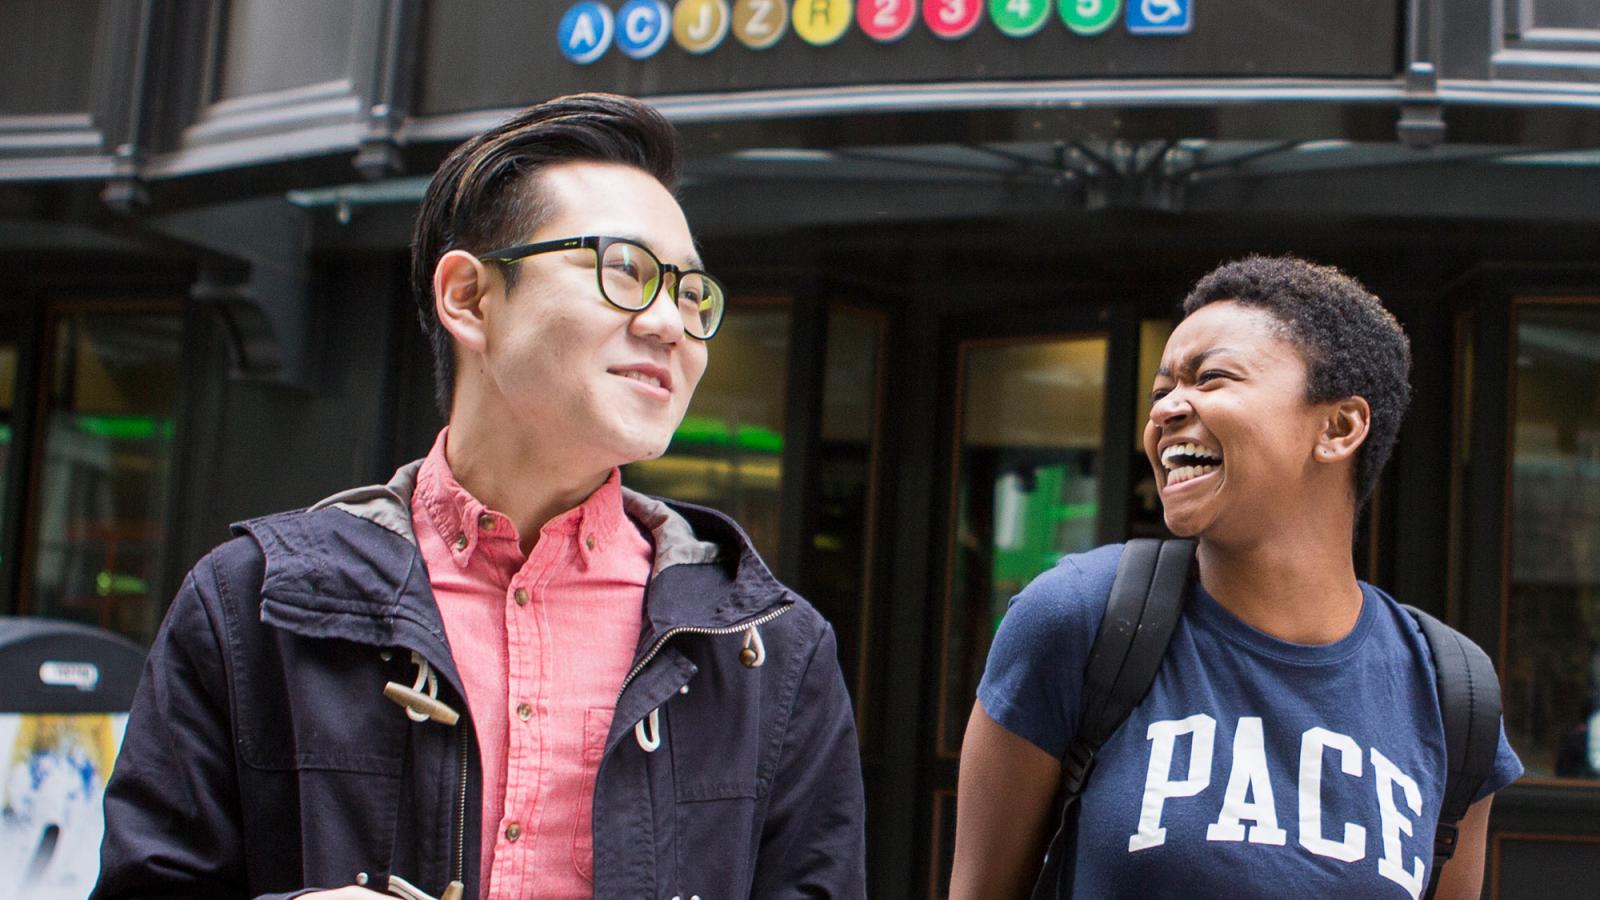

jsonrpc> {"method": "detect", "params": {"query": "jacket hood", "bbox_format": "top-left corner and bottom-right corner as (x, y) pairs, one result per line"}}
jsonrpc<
(233, 460), (794, 642)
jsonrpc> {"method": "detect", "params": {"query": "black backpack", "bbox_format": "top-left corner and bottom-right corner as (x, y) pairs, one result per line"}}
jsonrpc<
(1030, 539), (1503, 900)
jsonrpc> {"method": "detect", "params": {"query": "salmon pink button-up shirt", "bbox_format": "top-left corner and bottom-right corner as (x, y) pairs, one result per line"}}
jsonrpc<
(412, 430), (650, 898)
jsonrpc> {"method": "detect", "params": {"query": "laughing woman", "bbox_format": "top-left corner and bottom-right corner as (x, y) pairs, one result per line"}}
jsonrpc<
(950, 256), (1521, 900)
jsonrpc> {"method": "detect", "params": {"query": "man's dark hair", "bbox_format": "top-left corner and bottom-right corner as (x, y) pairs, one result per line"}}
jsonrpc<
(1182, 255), (1412, 506)
(409, 92), (682, 416)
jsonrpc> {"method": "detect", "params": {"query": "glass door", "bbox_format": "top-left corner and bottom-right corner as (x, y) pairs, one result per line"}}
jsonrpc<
(926, 328), (1113, 897)
(936, 335), (1111, 756)
(1504, 299), (1600, 783)
(22, 304), (182, 644)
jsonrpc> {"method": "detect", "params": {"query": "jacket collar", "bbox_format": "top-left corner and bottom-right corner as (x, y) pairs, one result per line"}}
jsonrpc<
(623, 492), (794, 636)
(232, 460), (792, 648)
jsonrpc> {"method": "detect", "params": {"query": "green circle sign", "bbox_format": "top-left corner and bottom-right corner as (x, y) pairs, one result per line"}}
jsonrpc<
(988, 0), (1050, 37)
(1058, 0), (1119, 35)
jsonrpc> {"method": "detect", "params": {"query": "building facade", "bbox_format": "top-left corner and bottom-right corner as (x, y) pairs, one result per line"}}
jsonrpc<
(2, 1), (1599, 895)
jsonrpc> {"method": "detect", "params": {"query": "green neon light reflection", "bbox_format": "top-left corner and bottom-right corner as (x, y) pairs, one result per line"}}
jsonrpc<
(672, 415), (783, 453)
(71, 415), (176, 441)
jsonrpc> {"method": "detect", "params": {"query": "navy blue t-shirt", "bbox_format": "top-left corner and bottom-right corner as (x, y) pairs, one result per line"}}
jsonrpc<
(978, 544), (1523, 900)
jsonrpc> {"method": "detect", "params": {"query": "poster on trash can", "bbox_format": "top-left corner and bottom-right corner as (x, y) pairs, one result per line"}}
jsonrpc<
(0, 712), (128, 899)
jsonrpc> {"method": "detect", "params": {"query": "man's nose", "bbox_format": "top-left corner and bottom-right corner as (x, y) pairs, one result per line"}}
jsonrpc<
(630, 277), (686, 342)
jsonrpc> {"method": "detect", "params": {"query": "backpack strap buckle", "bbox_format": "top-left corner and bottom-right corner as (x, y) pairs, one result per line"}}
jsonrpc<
(1061, 742), (1096, 796)
(1433, 820), (1459, 861)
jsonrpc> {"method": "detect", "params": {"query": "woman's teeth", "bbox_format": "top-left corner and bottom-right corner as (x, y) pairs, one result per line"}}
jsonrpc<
(1166, 464), (1219, 485)
(1161, 441), (1222, 485)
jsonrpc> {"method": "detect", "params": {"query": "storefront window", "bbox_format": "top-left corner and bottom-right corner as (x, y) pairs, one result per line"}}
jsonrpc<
(1507, 302), (1600, 780)
(625, 301), (791, 562)
(938, 334), (1109, 757)
(27, 311), (181, 645)
(808, 307), (886, 720)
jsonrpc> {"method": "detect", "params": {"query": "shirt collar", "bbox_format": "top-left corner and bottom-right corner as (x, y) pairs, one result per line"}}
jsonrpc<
(538, 467), (630, 569)
(414, 428), (632, 569)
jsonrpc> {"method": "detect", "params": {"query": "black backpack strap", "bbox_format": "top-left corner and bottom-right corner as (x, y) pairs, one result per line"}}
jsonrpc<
(1403, 605), (1503, 900)
(1031, 539), (1196, 900)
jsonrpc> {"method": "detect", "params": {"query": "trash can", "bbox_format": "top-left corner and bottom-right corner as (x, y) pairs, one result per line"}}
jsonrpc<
(0, 617), (146, 899)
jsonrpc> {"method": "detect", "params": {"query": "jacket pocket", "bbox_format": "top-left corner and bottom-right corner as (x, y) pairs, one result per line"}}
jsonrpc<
(234, 637), (408, 773)
(572, 706), (613, 883)
(666, 677), (762, 896)
(674, 793), (758, 896)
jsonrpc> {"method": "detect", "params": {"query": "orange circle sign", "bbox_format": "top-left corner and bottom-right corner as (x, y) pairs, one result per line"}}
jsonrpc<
(674, 0), (731, 53)
(733, 0), (790, 49)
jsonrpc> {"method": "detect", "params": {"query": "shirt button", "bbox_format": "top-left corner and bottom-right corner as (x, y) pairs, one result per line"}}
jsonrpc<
(516, 702), (533, 721)
(452, 533), (467, 551)
(505, 822), (522, 842)
(513, 588), (529, 606)
(585, 534), (596, 551)
(478, 513), (496, 531)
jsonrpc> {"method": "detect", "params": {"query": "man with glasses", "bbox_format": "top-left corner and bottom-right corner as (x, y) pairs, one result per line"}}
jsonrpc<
(96, 93), (866, 900)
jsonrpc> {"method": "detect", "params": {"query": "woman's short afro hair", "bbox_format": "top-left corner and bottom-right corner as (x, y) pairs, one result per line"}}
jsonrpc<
(1182, 255), (1412, 506)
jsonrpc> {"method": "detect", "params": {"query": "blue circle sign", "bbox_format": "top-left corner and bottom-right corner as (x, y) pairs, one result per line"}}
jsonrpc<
(617, 0), (672, 58)
(559, 2), (615, 64)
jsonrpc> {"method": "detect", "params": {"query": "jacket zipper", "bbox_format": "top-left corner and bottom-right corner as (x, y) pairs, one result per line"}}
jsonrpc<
(616, 603), (794, 700)
(454, 725), (468, 888)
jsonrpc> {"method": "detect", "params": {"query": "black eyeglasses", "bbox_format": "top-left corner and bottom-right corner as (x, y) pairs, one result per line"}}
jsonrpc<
(478, 235), (727, 340)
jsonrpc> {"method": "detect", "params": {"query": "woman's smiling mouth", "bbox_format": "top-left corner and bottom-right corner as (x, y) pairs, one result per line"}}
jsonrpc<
(1160, 441), (1222, 487)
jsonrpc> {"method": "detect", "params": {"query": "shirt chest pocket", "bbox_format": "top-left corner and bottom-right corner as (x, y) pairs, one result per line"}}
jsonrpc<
(571, 706), (613, 883)
(234, 637), (409, 774)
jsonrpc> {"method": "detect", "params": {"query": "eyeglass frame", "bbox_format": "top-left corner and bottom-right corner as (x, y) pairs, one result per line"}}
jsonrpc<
(476, 235), (727, 340)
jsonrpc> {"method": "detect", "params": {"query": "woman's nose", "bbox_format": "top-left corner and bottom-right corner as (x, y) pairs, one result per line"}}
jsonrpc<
(1149, 391), (1190, 426)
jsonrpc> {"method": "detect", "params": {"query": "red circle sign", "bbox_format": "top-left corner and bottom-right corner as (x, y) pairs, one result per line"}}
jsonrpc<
(922, 0), (981, 38)
(858, 0), (916, 42)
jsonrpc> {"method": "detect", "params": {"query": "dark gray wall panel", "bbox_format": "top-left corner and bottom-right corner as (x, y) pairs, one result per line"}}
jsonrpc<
(0, 0), (100, 116)
(216, 0), (358, 100)
(1490, 0), (1600, 83)
(1520, 0), (1599, 30)
(161, 0), (385, 174)
(175, 258), (398, 570)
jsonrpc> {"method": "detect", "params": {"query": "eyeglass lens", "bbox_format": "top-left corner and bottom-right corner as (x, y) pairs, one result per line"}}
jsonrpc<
(600, 240), (724, 338)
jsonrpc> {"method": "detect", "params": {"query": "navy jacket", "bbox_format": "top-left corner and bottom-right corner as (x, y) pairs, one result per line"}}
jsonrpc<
(94, 464), (866, 899)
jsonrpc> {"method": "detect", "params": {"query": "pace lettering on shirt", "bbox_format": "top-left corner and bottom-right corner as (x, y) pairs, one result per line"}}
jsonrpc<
(1128, 714), (1427, 900)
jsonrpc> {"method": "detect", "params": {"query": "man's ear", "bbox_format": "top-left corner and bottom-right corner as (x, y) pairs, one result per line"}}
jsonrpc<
(1315, 396), (1371, 464)
(433, 250), (494, 354)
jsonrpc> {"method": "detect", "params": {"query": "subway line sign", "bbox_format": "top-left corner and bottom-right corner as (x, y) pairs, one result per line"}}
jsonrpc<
(558, 0), (1191, 63)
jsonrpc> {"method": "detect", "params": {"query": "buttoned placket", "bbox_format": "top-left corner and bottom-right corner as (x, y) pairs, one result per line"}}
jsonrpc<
(429, 463), (634, 898)
(490, 505), (589, 891)
(417, 435), (647, 897)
